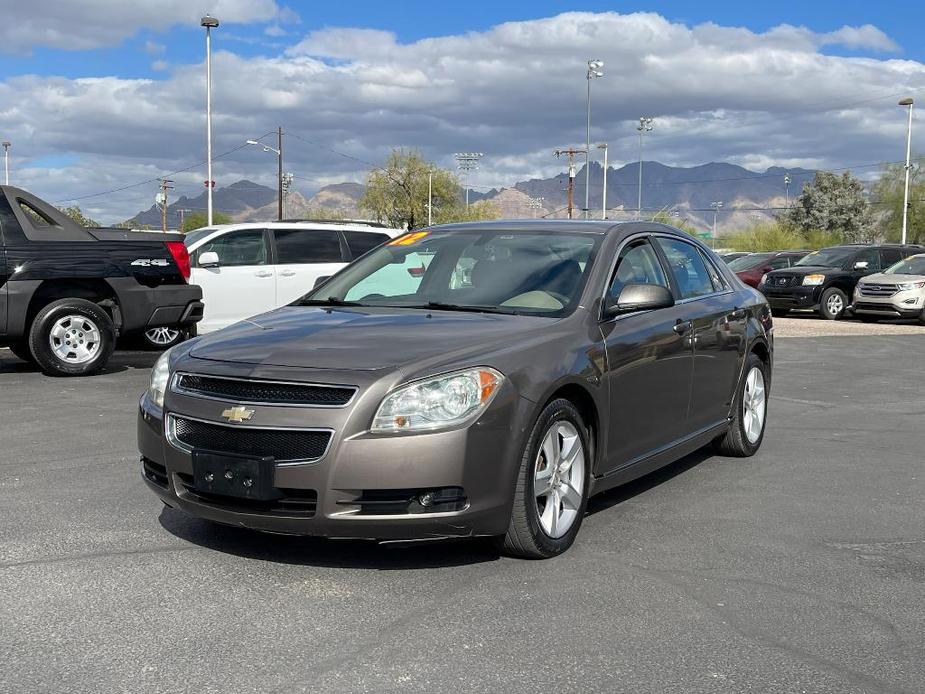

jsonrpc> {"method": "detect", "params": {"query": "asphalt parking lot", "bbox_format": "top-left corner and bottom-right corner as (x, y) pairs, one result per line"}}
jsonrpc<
(2, 328), (924, 693)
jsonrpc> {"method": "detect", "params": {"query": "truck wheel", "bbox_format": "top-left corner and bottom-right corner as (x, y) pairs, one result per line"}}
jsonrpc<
(28, 299), (116, 376)
(140, 327), (186, 350)
(7, 341), (37, 365)
(819, 287), (847, 320)
(770, 308), (789, 318)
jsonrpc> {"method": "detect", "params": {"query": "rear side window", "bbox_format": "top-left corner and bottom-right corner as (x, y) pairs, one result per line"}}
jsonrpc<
(195, 229), (268, 267)
(880, 248), (902, 267)
(344, 231), (391, 258)
(274, 229), (344, 264)
(655, 237), (717, 299)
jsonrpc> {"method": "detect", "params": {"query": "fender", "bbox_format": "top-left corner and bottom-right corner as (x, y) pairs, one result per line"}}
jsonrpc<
(3, 279), (41, 340)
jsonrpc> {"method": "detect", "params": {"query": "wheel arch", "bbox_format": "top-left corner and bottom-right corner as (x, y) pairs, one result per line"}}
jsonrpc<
(531, 379), (602, 476)
(25, 279), (120, 332)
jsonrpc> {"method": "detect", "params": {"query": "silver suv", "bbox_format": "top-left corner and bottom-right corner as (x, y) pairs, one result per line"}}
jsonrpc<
(852, 253), (925, 324)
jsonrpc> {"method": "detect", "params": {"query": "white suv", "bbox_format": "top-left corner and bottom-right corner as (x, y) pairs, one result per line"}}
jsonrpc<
(852, 253), (925, 324)
(183, 221), (400, 334)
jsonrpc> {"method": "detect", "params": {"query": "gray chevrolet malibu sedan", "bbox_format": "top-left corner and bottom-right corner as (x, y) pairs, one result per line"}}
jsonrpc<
(139, 221), (773, 558)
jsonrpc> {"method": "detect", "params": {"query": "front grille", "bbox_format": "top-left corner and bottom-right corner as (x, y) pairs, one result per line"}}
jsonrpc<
(142, 457), (169, 488)
(853, 301), (900, 314)
(170, 416), (331, 463)
(768, 274), (795, 288)
(858, 283), (898, 297)
(174, 373), (356, 407)
(176, 473), (317, 517)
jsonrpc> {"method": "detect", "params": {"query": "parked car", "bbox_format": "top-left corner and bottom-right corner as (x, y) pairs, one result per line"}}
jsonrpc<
(728, 250), (809, 288)
(758, 244), (923, 319)
(139, 221), (773, 558)
(850, 253), (925, 324)
(0, 186), (203, 375)
(182, 221), (400, 334)
(721, 251), (750, 263)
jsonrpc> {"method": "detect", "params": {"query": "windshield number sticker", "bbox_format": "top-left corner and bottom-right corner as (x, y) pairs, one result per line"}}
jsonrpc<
(389, 231), (430, 246)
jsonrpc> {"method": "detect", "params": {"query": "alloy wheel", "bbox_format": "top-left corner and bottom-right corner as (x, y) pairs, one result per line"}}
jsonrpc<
(49, 315), (101, 364)
(145, 327), (181, 346)
(742, 366), (766, 444)
(533, 420), (585, 539)
(825, 293), (844, 316)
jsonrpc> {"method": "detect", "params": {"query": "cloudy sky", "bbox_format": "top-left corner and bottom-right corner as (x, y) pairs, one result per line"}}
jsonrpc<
(0, 0), (923, 222)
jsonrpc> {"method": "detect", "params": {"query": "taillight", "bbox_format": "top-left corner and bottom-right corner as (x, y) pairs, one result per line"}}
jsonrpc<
(166, 241), (191, 282)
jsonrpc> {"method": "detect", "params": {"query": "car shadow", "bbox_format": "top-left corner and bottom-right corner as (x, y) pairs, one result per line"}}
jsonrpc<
(0, 348), (160, 375)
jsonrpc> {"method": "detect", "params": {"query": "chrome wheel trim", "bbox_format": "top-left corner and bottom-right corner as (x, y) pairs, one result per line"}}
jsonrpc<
(742, 366), (767, 444)
(533, 420), (585, 539)
(145, 327), (181, 346)
(825, 293), (844, 316)
(49, 314), (101, 364)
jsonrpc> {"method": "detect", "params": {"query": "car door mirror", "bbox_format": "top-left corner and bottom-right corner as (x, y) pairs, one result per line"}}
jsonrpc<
(853, 260), (869, 270)
(604, 283), (675, 318)
(313, 275), (332, 289)
(199, 251), (220, 268)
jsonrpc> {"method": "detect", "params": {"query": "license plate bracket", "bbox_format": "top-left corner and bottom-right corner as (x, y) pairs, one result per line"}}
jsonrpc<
(192, 452), (279, 500)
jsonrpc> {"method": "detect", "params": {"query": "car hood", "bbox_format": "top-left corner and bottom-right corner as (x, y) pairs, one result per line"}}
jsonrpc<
(765, 265), (835, 276)
(858, 272), (925, 285)
(188, 305), (555, 371)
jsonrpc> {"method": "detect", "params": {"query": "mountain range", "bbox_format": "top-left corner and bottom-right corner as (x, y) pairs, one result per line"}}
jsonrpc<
(126, 162), (817, 232)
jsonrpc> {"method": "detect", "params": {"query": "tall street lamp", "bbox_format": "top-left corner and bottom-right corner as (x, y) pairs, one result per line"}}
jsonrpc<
(899, 97), (914, 245)
(201, 14), (219, 226)
(585, 60), (604, 219)
(637, 116), (653, 218)
(246, 127), (284, 222)
(1, 141), (10, 185)
(710, 201), (724, 248)
(597, 143), (608, 219)
(454, 152), (483, 209)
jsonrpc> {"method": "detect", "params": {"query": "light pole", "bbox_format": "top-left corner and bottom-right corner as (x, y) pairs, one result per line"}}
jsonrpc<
(454, 152), (483, 210)
(784, 173), (791, 206)
(597, 143), (608, 219)
(637, 116), (654, 218)
(1, 141), (9, 185)
(585, 60), (604, 219)
(710, 201), (723, 248)
(528, 196), (545, 218)
(201, 14), (219, 226)
(245, 128), (283, 221)
(899, 97), (914, 245)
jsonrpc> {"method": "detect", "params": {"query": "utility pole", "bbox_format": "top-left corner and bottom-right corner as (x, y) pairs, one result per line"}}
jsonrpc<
(555, 148), (587, 220)
(158, 179), (174, 232)
(177, 208), (192, 231)
(637, 117), (654, 218)
(585, 59), (604, 219)
(1, 141), (10, 185)
(277, 126), (284, 222)
(784, 173), (791, 206)
(528, 196), (545, 218)
(710, 201), (723, 249)
(597, 143), (608, 219)
(454, 152), (483, 209)
(201, 14), (219, 226)
(899, 97), (914, 245)
(427, 171), (433, 225)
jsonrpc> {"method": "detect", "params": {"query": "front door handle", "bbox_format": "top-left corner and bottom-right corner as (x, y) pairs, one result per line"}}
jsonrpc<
(255, 270), (273, 278)
(280, 270), (296, 277)
(673, 320), (693, 335)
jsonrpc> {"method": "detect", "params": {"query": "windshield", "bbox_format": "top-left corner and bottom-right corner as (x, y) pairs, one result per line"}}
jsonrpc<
(183, 227), (221, 247)
(727, 253), (772, 271)
(301, 228), (601, 316)
(794, 247), (855, 268)
(884, 254), (925, 276)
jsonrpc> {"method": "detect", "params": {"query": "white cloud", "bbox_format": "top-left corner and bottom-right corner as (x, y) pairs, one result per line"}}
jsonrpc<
(151, 60), (169, 71)
(0, 10), (921, 222)
(143, 40), (165, 55)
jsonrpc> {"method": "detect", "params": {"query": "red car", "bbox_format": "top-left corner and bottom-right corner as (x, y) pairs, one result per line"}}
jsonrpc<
(728, 251), (809, 288)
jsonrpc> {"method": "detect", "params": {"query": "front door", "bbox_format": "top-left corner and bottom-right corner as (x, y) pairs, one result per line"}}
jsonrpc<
(190, 229), (276, 333)
(271, 228), (348, 306)
(602, 237), (693, 472)
(0, 242), (7, 335)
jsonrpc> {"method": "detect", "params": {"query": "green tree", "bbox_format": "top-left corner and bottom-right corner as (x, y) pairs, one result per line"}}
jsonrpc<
(434, 199), (501, 224)
(180, 210), (231, 232)
(870, 159), (925, 243)
(782, 171), (874, 243)
(60, 205), (100, 227)
(360, 149), (461, 229)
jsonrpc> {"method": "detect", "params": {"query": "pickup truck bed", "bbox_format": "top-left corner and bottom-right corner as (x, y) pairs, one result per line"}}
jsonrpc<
(0, 186), (202, 375)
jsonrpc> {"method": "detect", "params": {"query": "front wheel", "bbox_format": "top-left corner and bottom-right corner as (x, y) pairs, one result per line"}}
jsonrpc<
(713, 353), (768, 457)
(819, 287), (848, 320)
(28, 298), (116, 376)
(499, 399), (590, 559)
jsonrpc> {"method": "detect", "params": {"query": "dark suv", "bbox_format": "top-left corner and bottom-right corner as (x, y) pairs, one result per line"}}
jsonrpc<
(759, 244), (923, 319)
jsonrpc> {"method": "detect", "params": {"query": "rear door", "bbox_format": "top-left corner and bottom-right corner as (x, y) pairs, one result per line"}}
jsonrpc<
(189, 229), (275, 333)
(272, 228), (348, 305)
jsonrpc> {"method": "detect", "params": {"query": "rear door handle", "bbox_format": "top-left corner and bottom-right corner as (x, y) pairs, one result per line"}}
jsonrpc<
(255, 270), (273, 278)
(673, 320), (693, 335)
(280, 270), (296, 277)
(729, 307), (747, 321)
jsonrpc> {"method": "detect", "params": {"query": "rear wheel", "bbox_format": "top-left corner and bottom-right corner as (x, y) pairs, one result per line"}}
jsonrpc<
(28, 298), (116, 376)
(499, 399), (590, 559)
(713, 353), (768, 457)
(819, 287), (847, 320)
(770, 308), (789, 318)
(140, 326), (186, 350)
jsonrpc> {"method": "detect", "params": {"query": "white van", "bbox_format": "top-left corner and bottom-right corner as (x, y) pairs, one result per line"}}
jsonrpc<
(176, 220), (400, 335)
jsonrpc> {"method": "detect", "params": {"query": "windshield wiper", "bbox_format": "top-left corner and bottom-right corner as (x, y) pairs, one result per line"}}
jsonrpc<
(299, 296), (367, 307)
(415, 301), (517, 315)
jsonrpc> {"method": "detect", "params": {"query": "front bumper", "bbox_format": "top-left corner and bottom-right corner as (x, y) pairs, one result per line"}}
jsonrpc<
(851, 291), (925, 318)
(137, 381), (527, 540)
(759, 284), (820, 310)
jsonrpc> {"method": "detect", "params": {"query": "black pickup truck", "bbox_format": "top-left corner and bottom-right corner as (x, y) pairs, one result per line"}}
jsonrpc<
(0, 186), (203, 376)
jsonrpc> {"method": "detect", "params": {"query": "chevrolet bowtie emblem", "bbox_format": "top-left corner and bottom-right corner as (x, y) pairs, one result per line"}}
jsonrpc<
(221, 406), (255, 423)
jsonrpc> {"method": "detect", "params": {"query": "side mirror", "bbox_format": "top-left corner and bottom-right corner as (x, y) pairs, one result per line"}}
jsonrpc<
(313, 275), (332, 289)
(199, 251), (220, 268)
(853, 260), (869, 270)
(604, 283), (675, 318)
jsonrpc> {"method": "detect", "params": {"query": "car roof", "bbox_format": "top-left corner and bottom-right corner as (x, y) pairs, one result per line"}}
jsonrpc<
(423, 219), (687, 236)
(198, 220), (401, 234)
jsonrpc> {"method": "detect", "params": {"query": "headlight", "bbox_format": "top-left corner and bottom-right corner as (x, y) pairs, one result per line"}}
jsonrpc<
(372, 367), (504, 433)
(759, 274), (768, 286)
(802, 274), (826, 286)
(898, 280), (925, 291)
(147, 349), (173, 408)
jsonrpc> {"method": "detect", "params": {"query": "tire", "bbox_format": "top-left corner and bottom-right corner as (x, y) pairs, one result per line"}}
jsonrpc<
(819, 287), (848, 320)
(499, 399), (591, 559)
(770, 308), (789, 318)
(28, 298), (116, 376)
(140, 326), (186, 350)
(7, 341), (36, 365)
(713, 353), (768, 457)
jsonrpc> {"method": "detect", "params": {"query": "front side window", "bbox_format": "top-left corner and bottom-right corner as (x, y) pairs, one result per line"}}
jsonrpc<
(655, 237), (717, 299)
(195, 230), (268, 267)
(274, 229), (344, 264)
(305, 230), (600, 316)
(853, 248), (880, 270)
(608, 239), (667, 300)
